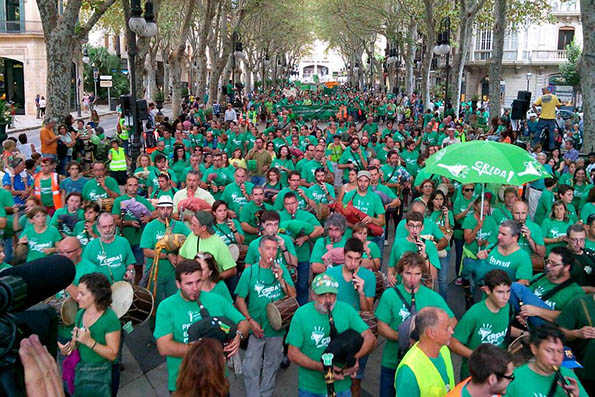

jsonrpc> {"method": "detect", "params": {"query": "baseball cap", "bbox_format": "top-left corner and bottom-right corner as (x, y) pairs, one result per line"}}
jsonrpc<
(312, 274), (339, 295)
(357, 170), (371, 180)
(562, 346), (583, 369)
(156, 196), (174, 207)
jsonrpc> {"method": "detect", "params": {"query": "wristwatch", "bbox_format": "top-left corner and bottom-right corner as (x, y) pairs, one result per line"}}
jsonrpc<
(236, 330), (246, 340)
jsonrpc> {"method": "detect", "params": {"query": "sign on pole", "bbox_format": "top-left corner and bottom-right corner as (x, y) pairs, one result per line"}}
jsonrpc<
(99, 80), (113, 88)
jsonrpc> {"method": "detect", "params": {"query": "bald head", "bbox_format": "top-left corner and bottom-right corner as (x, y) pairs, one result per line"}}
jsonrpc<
(415, 307), (453, 347)
(57, 237), (82, 264)
(512, 200), (529, 223)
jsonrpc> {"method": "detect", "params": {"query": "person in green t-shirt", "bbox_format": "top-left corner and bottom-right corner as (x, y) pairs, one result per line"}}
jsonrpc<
(451, 270), (521, 379)
(235, 235), (296, 396)
(81, 212), (136, 284)
(286, 273), (375, 396)
(81, 162), (120, 202)
(153, 260), (249, 392)
(376, 252), (453, 397)
(337, 137), (368, 180)
(49, 192), (84, 237)
(58, 272), (121, 397)
(533, 177), (557, 225)
(476, 220), (533, 285)
(505, 324), (588, 397)
(220, 167), (254, 216)
(18, 206), (61, 262)
(512, 200), (545, 260)
(542, 200), (574, 255)
(239, 186), (273, 244)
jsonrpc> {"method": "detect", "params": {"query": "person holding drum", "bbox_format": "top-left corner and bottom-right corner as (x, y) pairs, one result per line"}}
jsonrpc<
(375, 252), (453, 397)
(81, 162), (120, 204)
(81, 212), (136, 285)
(154, 260), (248, 395)
(505, 324), (588, 397)
(286, 273), (375, 397)
(450, 270), (522, 379)
(447, 343), (514, 397)
(324, 237), (375, 397)
(140, 196), (191, 306)
(239, 185), (274, 245)
(59, 272), (121, 397)
(310, 213), (350, 276)
(235, 235), (296, 397)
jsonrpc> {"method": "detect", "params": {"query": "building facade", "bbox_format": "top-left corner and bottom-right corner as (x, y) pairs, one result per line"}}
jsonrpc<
(464, 0), (582, 109)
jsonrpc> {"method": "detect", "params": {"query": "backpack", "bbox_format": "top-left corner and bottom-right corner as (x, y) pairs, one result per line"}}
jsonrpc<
(57, 138), (68, 159)
(145, 130), (157, 148)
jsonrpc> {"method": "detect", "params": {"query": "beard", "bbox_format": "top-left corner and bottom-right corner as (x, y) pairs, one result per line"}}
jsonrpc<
(314, 301), (334, 314)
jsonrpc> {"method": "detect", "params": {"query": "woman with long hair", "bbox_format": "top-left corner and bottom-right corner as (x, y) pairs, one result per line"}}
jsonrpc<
(171, 144), (190, 183)
(337, 168), (358, 204)
(212, 200), (244, 247)
(572, 167), (593, 213)
(195, 253), (233, 302)
(427, 190), (454, 299)
(174, 338), (229, 397)
(542, 200), (573, 255)
(270, 145), (294, 186)
(133, 153), (156, 197)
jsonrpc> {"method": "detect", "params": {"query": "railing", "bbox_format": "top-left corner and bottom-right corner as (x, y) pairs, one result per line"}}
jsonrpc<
(531, 50), (567, 60)
(470, 49), (567, 62)
(551, 0), (580, 13)
(0, 20), (43, 34)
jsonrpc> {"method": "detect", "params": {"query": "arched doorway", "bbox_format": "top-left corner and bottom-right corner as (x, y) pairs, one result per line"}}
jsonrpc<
(0, 57), (25, 114)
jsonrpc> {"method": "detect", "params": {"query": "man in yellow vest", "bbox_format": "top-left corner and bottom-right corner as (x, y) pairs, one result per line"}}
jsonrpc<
(447, 343), (514, 397)
(395, 307), (455, 397)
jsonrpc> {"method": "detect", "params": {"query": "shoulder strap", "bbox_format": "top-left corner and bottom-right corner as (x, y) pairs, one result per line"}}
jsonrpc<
(195, 233), (200, 257)
(546, 373), (560, 397)
(393, 285), (413, 313)
(195, 293), (210, 319)
(541, 279), (574, 302)
(529, 272), (547, 286)
(504, 303), (515, 344)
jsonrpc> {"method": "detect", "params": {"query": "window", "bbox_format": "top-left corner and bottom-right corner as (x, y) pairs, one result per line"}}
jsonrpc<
(3, 0), (21, 32)
(558, 28), (574, 50)
(504, 31), (518, 50)
(475, 30), (492, 51)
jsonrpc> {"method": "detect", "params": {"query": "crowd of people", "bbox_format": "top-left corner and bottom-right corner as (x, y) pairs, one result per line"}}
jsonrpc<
(4, 84), (593, 397)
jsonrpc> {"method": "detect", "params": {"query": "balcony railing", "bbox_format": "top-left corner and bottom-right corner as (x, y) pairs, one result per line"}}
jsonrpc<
(531, 50), (567, 60)
(0, 20), (43, 34)
(470, 49), (567, 62)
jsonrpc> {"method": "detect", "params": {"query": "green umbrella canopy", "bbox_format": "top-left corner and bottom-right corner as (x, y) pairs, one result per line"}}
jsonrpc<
(424, 141), (551, 185)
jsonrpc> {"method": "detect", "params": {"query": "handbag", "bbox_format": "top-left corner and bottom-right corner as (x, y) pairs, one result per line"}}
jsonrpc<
(62, 348), (81, 395)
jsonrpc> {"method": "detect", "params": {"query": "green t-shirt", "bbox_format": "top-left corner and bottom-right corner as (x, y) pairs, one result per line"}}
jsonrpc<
(153, 290), (245, 391)
(342, 190), (385, 219)
(453, 300), (510, 378)
(279, 209), (321, 262)
(476, 248), (532, 282)
(338, 147), (368, 179)
(309, 235), (349, 264)
(238, 201), (273, 244)
(541, 218), (573, 255)
(49, 208), (84, 236)
(212, 219), (244, 246)
(112, 195), (155, 246)
(556, 295), (595, 381)
(245, 234), (297, 272)
(396, 218), (445, 242)
(72, 221), (99, 247)
(491, 205), (513, 225)
(75, 308), (120, 363)
(82, 177), (120, 201)
(81, 236), (136, 283)
(221, 182), (254, 214)
(306, 183), (336, 204)
(533, 189), (555, 225)
(179, 234), (236, 272)
(139, 219), (191, 282)
(580, 202), (595, 224)
(19, 225), (61, 262)
(234, 263), (294, 337)
(530, 274), (585, 311)
(506, 363), (588, 397)
(274, 187), (308, 211)
(517, 219), (545, 256)
(325, 265), (375, 311)
(72, 258), (98, 286)
(462, 215), (498, 255)
(389, 237), (441, 270)
(286, 301), (368, 394)
(375, 284), (453, 369)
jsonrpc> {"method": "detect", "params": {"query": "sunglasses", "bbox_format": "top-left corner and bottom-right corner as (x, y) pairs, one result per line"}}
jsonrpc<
(497, 373), (515, 381)
(463, 188), (474, 192)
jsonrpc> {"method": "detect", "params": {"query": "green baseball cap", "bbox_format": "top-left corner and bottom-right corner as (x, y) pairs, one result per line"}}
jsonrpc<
(312, 274), (339, 295)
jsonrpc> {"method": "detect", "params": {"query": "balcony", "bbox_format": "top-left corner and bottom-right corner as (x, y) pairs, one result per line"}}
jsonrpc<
(550, 0), (580, 15)
(0, 20), (43, 35)
(468, 49), (567, 64)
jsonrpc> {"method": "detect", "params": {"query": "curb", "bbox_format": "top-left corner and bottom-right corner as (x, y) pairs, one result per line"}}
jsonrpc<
(7, 110), (120, 135)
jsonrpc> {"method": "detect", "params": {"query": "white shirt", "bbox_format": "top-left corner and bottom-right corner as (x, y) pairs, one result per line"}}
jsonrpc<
(224, 108), (237, 122)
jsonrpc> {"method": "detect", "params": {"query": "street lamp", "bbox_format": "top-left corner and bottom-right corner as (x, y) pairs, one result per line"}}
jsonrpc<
(526, 72), (532, 91)
(126, 0), (158, 173)
(433, 17), (451, 107)
(231, 31), (244, 91)
(76, 47), (90, 117)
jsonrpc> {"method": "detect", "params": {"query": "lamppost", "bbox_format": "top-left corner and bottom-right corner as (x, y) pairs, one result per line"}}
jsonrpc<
(386, 41), (399, 94)
(127, 0), (158, 172)
(231, 31), (244, 89)
(433, 17), (451, 107)
(76, 47), (90, 117)
(526, 72), (532, 91)
(354, 62), (360, 90)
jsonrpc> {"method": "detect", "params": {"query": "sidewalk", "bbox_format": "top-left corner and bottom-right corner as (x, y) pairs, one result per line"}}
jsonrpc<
(7, 105), (119, 134)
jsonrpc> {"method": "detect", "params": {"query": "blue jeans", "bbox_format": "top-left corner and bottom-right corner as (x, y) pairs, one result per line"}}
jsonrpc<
(537, 119), (559, 150)
(510, 282), (550, 327)
(454, 238), (464, 276)
(298, 390), (351, 397)
(3, 237), (13, 265)
(438, 252), (450, 300)
(297, 261), (310, 305)
(379, 366), (396, 397)
(43, 153), (57, 160)
(251, 176), (266, 186)
(354, 354), (369, 380)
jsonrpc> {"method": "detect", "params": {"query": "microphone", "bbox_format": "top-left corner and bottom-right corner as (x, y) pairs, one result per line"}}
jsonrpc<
(0, 255), (75, 312)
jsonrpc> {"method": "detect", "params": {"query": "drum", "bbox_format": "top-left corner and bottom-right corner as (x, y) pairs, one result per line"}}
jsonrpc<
(111, 281), (154, 326)
(266, 296), (299, 331)
(229, 244), (248, 272)
(44, 295), (78, 326)
(507, 334), (533, 367)
(374, 272), (387, 301)
(359, 311), (378, 337)
(313, 203), (330, 221)
(229, 244), (240, 261)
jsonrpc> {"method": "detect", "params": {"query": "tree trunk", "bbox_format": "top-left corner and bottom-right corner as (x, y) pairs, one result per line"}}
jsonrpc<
(452, 12), (472, 117)
(488, 0), (507, 119)
(169, 0), (196, 117)
(580, 0), (594, 150)
(422, 0), (436, 110)
(196, 0), (215, 102)
(405, 23), (417, 97)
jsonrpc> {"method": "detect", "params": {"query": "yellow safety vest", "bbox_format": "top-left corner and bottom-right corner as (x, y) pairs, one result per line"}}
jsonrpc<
(109, 147), (127, 171)
(396, 342), (455, 397)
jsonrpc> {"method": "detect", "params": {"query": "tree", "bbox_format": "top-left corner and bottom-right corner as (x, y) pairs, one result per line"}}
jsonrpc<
(580, 0), (594, 150)
(487, 0), (506, 119)
(37, 0), (117, 119)
(559, 41), (581, 105)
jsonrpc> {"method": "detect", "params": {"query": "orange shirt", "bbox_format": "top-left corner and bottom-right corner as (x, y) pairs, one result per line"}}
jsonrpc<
(40, 126), (57, 155)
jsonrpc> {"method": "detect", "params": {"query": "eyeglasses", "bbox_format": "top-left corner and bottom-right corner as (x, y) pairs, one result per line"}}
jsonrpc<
(58, 247), (80, 255)
(463, 188), (474, 192)
(545, 259), (564, 267)
(497, 373), (515, 381)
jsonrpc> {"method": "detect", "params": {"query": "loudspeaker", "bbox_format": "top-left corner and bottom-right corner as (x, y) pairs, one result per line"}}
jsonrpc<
(517, 91), (532, 103)
(136, 99), (148, 120)
(511, 99), (528, 120)
(119, 95), (133, 116)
